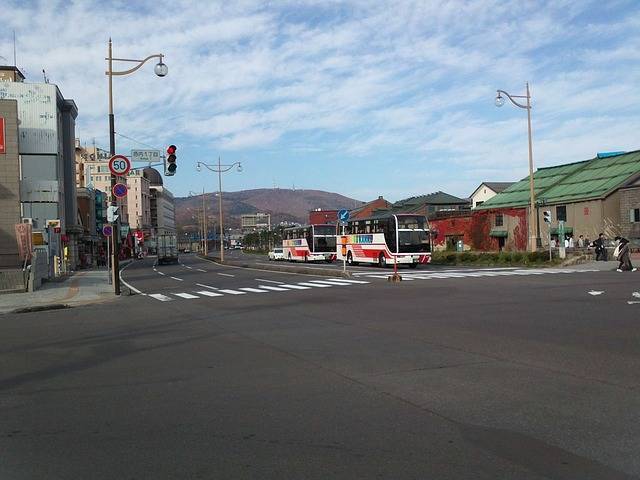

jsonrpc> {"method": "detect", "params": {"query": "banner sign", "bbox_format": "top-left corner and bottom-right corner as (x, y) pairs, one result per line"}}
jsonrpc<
(0, 117), (5, 154)
(15, 223), (33, 260)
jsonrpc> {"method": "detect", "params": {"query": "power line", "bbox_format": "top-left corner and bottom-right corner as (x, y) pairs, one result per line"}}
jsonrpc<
(114, 131), (159, 150)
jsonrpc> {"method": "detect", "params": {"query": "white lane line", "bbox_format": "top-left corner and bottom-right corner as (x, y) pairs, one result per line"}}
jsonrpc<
(218, 289), (246, 295)
(366, 275), (393, 279)
(196, 290), (223, 297)
(217, 272), (235, 277)
(196, 269), (207, 272)
(327, 278), (370, 284)
(170, 276), (184, 281)
(299, 282), (332, 288)
(255, 278), (285, 284)
(309, 280), (355, 285)
(174, 293), (199, 299)
(157, 271), (166, 276)
(279, 284), (311, 290)
(196, 283), (219, 290)
(149, 294), (173, 302)
(184, 265), (193, 269)
(239, 287), (269, 293)
(153, 267), (157, 271)
(119, 261), (146, 295)
(258, 285), (290, 292)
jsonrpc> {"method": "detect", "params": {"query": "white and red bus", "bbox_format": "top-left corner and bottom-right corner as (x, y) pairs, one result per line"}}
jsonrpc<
(282, 224), (337, 262)
(336, 214), (431, 268)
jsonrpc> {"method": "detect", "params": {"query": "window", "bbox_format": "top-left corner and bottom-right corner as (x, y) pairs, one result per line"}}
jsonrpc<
(495, 214), (504, 227)
(556, 205), (567, 222)
(476, 201), (484, 207)
(631, 208), (640, 223)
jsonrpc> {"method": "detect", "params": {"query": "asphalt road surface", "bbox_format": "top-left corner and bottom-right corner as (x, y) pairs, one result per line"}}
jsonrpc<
(2, 254), (640, 479)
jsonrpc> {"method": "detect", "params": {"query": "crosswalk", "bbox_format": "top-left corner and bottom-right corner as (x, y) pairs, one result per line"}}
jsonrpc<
(352, 267), (600, 281)
(145, 278), (369, 302)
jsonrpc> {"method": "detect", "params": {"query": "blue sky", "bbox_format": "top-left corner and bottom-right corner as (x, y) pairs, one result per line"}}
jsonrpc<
(2, 0), (640, 202)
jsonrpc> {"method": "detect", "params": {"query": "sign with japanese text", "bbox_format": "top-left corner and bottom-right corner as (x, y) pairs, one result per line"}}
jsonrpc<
(15, 223), (33, 260)
(0, 117), (5, 154)
(131, 149), (161, 163)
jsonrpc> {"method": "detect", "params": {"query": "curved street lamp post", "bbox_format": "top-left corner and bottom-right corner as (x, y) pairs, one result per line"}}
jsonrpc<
(106, 39), (167, 294)
(495, 82), (537, 252)
(196, 159), (242, 262)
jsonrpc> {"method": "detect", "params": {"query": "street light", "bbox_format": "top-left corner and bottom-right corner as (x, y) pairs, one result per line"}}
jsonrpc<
(189, 189), (207, 256)
(495, 82), (537, 252)
(105, 38), (167, 294)
(196, 158), (242, 262)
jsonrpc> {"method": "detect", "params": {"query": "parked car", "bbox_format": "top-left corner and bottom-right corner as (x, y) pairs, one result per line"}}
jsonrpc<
(268, 248), (285, 261)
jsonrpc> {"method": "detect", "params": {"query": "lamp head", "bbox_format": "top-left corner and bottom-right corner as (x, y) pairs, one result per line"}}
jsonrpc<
(495, 92), (505, 107)
(237, 163), (243, 173)
(154, 61), (168, 77)
(196, 163), (202, 172)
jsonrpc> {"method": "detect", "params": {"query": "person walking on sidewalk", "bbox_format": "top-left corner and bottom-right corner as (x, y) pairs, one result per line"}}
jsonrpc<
(614, 236), (636, 272)
(592, 233), (607, 261)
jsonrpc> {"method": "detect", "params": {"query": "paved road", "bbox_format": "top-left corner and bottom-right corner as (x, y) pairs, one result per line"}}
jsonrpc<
(1, 257), (640, 479)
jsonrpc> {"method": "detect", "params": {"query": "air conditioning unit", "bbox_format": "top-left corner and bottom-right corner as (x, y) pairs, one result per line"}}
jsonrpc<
(22, 217), (34, 226)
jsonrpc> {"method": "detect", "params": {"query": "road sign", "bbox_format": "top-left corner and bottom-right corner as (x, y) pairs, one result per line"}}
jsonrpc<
(108, 155), (131, 176)
(107, 206), (119, 222)
(131, 149), (161, 163)
(338, 209), (350, 223)
(113, 183), (128, 198)
(102, 225), (113, 236)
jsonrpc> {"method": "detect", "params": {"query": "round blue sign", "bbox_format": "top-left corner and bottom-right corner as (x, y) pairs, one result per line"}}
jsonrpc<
(113, 183), (128, 198)
(102, 225), (113, 236)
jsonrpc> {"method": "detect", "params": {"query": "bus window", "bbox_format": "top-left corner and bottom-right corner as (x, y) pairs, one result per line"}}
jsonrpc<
(382, 217), (396, 252)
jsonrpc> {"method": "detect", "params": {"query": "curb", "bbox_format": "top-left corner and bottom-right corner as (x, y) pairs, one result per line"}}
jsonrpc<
(11, 303), (71, 314)
(198, 255), (353, 278)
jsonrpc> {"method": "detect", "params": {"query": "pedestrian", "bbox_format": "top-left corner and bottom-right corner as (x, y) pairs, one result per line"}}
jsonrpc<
(592, 233), (607, 261)
(578, 235), (585, 248)
(568, 235), (574, 248)
(614, 236), (636, 272)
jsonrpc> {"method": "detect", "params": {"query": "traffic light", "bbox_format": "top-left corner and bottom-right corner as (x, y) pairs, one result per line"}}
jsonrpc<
(107, 205), (119, 223)
(543, 210), (552, 223)
(165, 145), (177, 176)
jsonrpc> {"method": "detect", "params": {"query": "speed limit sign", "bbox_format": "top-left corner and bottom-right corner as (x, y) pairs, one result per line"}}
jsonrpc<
(108, 155), (131, 176)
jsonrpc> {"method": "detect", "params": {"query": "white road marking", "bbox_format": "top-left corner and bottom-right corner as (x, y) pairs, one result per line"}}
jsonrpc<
(196, 269), (207, 272)
(258, 285), (290, 291)
(158, 272), (166, 276)
(119, 261), (146, 295)
(627, 301), (640, 305)
(588, 291), (604, 296)
(279, 284), (311, 290)
(327, 278), (370, 284)
(255, 278), (285, 284)
(184, 265), (193, 269)
(217, 272), (235, 277)
(632, 292), (640, 298)
(298, 282), (332, 288)
(170, 276), (184, 281)
(196, 283), (219, 290)
(174, 293), (199, 299)
(309, 279), (354, 285)
(149, 294), (173, 302)
(239, 287), (269, 293)
(218, 289), (246, 295)
(196, 290), (223, 297)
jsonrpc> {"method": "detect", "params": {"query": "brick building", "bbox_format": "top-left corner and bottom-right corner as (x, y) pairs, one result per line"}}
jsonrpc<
(0, 99), (21, 267)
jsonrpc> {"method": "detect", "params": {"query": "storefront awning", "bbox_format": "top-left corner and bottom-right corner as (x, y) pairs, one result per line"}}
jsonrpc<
(489, 229), (508, 238)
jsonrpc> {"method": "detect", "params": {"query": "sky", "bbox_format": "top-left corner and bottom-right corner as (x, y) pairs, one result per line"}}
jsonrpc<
(1, 0), (639, 202)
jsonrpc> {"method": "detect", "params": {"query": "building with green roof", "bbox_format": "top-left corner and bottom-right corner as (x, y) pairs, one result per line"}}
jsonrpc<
(477, 150), (640, 247)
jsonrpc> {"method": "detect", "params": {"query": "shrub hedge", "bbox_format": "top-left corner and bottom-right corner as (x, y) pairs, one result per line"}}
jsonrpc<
(430, 250), (559, 266)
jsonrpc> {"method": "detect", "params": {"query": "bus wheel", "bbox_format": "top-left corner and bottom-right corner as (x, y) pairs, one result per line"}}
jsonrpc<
(378, 253), (387, 268)
(409, 262), (418, 269)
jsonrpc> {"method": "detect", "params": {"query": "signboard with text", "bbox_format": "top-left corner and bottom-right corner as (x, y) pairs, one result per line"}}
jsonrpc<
(0, 117), (5, 154)
(15, 223), (33, 260)
(131, 149), (161, 163)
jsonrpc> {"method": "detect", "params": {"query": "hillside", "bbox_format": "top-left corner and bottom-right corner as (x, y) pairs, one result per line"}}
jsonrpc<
(175, 188), (363, 231)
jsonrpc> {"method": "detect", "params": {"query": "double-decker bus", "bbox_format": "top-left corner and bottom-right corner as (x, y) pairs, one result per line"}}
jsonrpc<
(336, 213), (431, 268)
(282, 224), (337, 262)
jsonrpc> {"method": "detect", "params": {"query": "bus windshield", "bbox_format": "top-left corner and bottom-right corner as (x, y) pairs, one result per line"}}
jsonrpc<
(397, 215), (427, 230)
(313, 225), (336, 236)
(397, 231), (430, 253)
(314, 235), (336, 252)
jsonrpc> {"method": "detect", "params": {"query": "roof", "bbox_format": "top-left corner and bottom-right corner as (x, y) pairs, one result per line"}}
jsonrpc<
(477, 150), (640, 209)
(394, 191), (470, 209)
(470, 181), (515, 199)
(143, 167), (163, 186)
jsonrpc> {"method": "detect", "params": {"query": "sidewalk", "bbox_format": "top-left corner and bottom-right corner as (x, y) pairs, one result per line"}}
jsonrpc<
(0, 269), (117, 314)
(569, 260), (620, 271)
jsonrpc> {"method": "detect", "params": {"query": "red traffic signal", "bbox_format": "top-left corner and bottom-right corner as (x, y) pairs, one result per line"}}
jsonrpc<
(166, 145), (177, 175)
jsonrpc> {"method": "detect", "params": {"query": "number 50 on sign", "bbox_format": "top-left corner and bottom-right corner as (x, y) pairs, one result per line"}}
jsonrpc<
(108, 155), (131, 176)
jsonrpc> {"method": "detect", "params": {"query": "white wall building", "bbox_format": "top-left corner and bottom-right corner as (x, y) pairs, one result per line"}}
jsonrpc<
(470, 182), (514, 209)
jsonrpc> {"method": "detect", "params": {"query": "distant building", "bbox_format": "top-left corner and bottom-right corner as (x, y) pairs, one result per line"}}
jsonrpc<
(241, 213), (271, 233)
(0, 97), (21, 267)
(309, 209), (338, 225)
(126, 169), (152, 235)
(470, 182), (514, 209)
(390, 191), (470, 219)
(349, 196), (391, 220)
(145, 168), (176, 236)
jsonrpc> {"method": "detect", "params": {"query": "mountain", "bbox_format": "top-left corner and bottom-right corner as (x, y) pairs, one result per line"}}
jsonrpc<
(174, 188), (363, 231)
